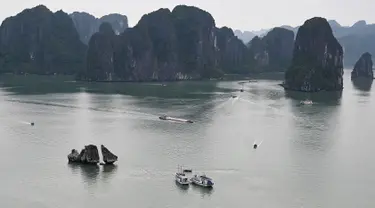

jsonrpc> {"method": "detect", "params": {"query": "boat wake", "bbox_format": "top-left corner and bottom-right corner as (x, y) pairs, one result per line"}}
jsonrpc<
(6, 99), (158, 120)
(254, 140), (264, 146)
(213, 98), (233, 110)
(231, 96), (239, 105)
(18, 121), (32, 125)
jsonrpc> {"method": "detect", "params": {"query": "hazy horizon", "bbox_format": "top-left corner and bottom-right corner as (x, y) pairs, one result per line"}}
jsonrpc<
(0, 0), (374, 31)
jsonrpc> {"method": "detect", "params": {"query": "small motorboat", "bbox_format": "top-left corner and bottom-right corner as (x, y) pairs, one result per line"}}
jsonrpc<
(159, 115), (194, 123)
(231, 95), (238, 98)
(253, 144), (258, 149)
(183, 168), (193, 173)
(240, 89), (244, 92)
(300, 100), (313, 105)
(190, 174), (214, 187)
(175, 166), (190, 185)
(30, 122), (35, 126)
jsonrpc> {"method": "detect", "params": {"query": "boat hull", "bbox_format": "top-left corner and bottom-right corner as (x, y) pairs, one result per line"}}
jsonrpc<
(190, 178), (214, 187)
(159, 116), (193, 123)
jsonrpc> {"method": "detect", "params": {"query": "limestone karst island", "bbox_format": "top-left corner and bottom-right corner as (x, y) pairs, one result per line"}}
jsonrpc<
(0, 4), (373, 92)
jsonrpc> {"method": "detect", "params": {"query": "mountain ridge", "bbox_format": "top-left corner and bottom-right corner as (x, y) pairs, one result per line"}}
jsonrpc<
(236, 20), (375, 67)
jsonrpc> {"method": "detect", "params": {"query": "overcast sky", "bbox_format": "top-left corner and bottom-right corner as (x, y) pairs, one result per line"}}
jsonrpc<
(1, 0), (374, 31)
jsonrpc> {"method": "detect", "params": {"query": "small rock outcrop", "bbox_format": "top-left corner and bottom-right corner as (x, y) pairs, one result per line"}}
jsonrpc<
(67, 145), (100, 164)
(101, 145), (118, 164)
(79, 145), (100, 164)
(284, 17), (344, 92)
(67, 149), (80, 162)
(351, 52), (373, 79)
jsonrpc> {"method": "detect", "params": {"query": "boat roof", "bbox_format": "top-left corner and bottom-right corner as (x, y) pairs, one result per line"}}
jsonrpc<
(199, 175), (213, 180)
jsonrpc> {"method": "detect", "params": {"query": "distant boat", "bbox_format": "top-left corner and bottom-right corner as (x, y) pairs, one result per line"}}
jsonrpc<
(30, 122), (35, 126)
(159, 115), (193, 123)
(159, 115), (168, 120)
(240, 89), (244, 92)
(175, 166), (190, 185)
(300, 100), (313, 105)
(190, 174), (214, 187)
(183, 168), (193, 173)
(231, 95), (238, 98)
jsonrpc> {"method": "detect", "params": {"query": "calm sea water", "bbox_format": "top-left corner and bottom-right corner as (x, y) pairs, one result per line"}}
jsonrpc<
(0, 71), (374, 208)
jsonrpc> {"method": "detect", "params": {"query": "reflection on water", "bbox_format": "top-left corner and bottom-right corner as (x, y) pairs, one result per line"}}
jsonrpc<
(68, 163), (119, 185)
(287, 91), (341, 153)
(191, 184), (214, 198)
(102, 164), (118, 182)
(175, 181), (189, 193)
(68, 163), (100, 185)
(352, 78), (373, 92)
(2, 73), (375, 207)
(102, 164), (118, 173)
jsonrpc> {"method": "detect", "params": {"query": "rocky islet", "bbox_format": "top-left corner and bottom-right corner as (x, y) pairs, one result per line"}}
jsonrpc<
(351, 52), (373, 79)
(284, 17), (344, 92)
(68, 144), (118, 165)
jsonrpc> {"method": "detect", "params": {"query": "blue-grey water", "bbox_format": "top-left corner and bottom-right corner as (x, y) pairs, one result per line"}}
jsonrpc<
(0, 71), (374, 208)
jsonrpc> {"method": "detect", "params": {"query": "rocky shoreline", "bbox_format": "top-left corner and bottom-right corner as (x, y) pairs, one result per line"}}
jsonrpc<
(279, 83), (344, 92)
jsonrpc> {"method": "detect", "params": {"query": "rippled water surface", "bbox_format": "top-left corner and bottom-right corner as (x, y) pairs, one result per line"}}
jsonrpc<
(0, 72), (374, 208)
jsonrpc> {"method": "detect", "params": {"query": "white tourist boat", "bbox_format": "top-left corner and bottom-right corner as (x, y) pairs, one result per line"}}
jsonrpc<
(190, 174), (214, 187)
(300, 100), (313, 105)
(159, 115), (194, 123)
(175, 166), (190, 185)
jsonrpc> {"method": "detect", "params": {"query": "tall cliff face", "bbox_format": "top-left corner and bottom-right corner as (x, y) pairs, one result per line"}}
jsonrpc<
(172, 5), (218, 78)
(70, 12), (128, 44)
(0, 5), (86, 74)
(285, 17), (344, 92)
(216, 27), (250, 74)
(114, 8), (180, 81)
(85, 23), (117, 81)
(85, 5), (250, 81)
(248, 27), (294, 72)
(351, 52), (373, 79)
